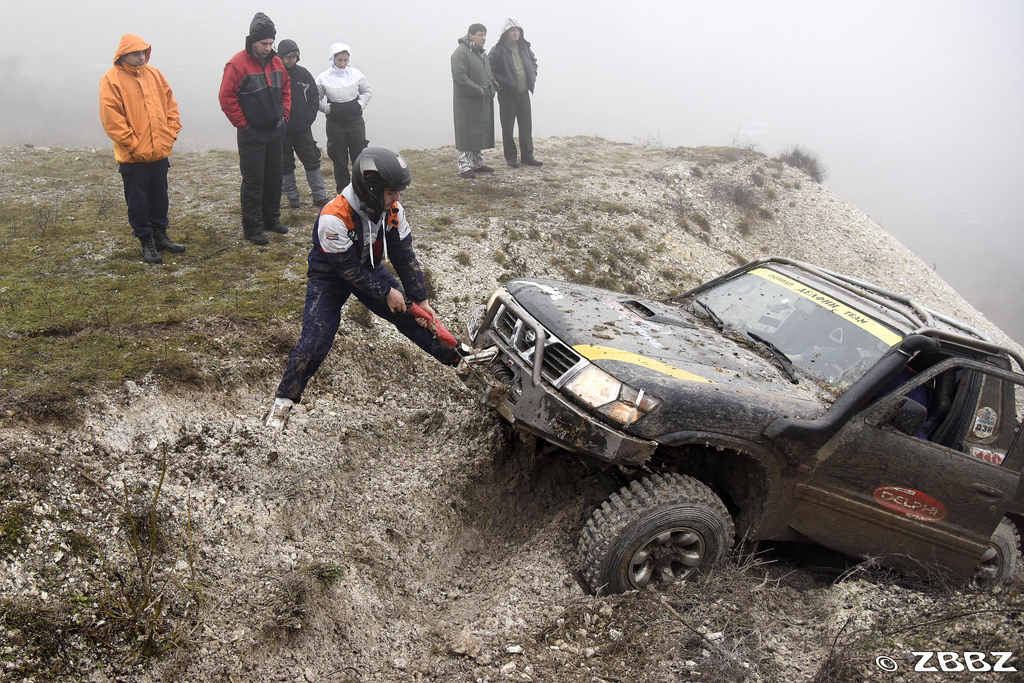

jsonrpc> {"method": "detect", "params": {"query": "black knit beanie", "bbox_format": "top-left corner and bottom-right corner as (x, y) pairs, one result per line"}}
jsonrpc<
(248, 12), (277, 42)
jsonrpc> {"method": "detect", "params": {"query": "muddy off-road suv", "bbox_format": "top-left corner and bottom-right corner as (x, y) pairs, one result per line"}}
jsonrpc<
(457, 257), (1024, 594)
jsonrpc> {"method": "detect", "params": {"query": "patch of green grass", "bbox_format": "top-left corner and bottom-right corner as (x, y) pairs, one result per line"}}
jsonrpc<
(0, 150), (316, 424)
(313, 562), (347, 583)
(0, 502), (33, 554)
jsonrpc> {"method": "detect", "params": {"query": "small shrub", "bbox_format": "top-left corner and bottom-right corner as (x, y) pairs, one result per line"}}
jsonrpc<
(732, 186), (758, 211)
(737, 216), (754, 236)
(597, 200), (631, 215)
(455, 250), (471, 267)
(778, 145), (829, 183)
(0, 502), (33, 554)
(422, 267), (438, 300)
(345, 301), (374, 330)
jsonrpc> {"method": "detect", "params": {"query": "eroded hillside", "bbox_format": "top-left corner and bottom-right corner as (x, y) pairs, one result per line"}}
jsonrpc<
(1, 138), (1021, 681)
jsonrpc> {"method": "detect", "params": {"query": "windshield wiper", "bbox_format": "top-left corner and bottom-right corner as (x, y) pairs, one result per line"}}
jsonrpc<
(745, 332), (799, 384)
(693, 300), (724, 331)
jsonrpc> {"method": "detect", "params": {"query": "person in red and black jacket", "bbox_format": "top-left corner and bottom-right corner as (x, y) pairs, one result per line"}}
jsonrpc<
(219, 12), (292, 245)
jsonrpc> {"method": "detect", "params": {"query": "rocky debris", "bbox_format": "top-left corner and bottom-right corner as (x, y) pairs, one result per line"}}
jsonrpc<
(0, 138), (1020, 681)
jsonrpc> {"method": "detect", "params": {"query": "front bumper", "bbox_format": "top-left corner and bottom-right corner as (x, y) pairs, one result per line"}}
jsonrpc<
(457, 296), (657, 466)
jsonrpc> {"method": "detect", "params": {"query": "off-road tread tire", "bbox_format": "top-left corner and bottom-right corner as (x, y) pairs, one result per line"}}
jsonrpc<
(578, 472), (735, 595)
(983, 517), (1021, 588)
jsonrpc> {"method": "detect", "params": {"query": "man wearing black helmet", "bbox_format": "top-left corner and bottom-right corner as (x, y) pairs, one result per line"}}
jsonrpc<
(266, 147), (466, 430)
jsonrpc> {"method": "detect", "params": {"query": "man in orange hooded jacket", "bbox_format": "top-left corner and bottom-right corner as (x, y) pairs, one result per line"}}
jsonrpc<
(99, 34), (184, 264)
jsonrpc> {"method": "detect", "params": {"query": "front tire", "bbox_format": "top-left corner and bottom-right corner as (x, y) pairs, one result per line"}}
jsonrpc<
(579, 473), (735, 595)
(972, 518), (1021, 590)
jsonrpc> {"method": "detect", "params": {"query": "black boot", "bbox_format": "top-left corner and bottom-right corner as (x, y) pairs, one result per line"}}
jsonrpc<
(140, 235), (163, 264)
(153, 228), (186, 253)
(244, 228), (270, 245)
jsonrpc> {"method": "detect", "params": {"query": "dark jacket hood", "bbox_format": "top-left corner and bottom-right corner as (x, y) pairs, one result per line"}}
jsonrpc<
(278, 39), (299, 61)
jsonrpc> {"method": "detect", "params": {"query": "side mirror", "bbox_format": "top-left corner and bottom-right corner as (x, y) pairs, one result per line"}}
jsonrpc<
(890, 397), (928, 437)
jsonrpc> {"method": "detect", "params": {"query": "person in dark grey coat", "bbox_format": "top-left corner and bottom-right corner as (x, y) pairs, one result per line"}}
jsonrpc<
(450, 23), (496, 179)
(278, 39), (329, 209)
(489, 18), (543, 168)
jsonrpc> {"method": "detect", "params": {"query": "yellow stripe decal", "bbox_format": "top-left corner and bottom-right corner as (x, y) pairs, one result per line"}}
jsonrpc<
(751, 268), (902, 346)
(573, 344), (713, 383)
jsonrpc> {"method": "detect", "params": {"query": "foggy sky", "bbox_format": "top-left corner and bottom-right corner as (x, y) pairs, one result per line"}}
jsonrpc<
(4, 0), (1023, 342)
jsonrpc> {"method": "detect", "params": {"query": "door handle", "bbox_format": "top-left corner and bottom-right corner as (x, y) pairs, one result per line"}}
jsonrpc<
(974, 484), (1003, 502)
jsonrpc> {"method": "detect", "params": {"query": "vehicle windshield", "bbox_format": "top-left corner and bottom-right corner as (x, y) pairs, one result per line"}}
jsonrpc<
(692, 267), (902, 388)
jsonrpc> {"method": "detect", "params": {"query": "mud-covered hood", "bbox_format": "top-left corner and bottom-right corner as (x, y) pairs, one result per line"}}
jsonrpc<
(505, 278), (823, 408)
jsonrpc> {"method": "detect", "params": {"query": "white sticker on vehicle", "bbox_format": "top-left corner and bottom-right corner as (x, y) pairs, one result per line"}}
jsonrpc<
(972, 406), (997, 439)
(523, 282), (564, 301)
(969, 445), (1005, 465)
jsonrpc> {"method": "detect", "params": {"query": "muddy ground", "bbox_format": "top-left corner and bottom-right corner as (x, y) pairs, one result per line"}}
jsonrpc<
(2, 138), (1022, 682)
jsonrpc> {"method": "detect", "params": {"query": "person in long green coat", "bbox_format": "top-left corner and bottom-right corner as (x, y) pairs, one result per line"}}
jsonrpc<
(450, 23), (497, 179)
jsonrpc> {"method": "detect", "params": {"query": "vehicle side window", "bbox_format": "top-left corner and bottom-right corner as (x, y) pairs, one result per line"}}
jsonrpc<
(895, 364), (1021, 467)
(958, 373), (1014, 464)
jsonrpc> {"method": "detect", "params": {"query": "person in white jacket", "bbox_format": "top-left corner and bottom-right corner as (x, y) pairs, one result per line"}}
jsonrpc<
(316, 43), (373, 194)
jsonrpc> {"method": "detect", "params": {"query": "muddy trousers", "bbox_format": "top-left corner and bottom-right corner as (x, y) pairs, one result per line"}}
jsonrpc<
(498, 90), (534, 164)
(237, 125), (285, 236)
(282, 127), (328, 204)
(275, 265), (458, 402)
(119, 158), (170, 239)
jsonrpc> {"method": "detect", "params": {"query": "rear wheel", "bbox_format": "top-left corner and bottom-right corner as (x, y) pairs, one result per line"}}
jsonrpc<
(579, 473), (735, 595)
(972, 518), (1021, 590)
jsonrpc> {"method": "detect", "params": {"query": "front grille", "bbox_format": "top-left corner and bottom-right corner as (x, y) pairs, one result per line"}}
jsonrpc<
(494, 307), (518, 340)
(491, 303), (584, 386)
(542, 342), (581, 380)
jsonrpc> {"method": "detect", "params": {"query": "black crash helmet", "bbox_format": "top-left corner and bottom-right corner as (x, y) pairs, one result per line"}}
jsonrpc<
(352, 147), (412, 219)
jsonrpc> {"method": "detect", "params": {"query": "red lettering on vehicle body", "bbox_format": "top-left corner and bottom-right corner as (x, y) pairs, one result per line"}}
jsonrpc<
(872, 486), (947, 522)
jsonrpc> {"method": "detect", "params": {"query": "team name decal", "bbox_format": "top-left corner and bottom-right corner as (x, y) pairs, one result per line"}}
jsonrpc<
(872, 485), (946, 522)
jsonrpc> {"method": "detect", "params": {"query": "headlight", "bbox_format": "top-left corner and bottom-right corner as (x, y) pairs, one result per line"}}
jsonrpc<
(564, 365), (621, 407)
(563, 365), (661, 426)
